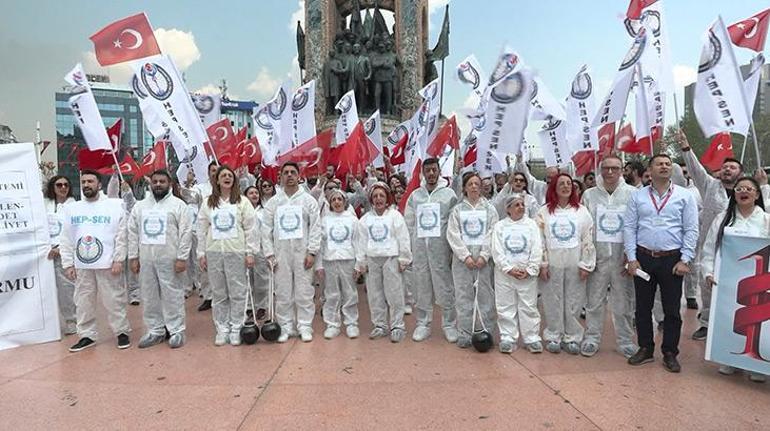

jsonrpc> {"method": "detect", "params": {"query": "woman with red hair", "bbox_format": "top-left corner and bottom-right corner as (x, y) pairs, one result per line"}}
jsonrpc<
(536, 173), (596, 355)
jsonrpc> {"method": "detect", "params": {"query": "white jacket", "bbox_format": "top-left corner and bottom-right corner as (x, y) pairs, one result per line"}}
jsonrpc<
(700, 206), (770, 280)
(492, 183), (539, 219)
(446, 197), (498, 262)
(45, 196), (75, 247)
(580, 181), (636, 261)
(59, 194), (128, 269)
(536, 204), (596, 271)
(404, 178), (458, 243)
(491, 216), (543, 276)
(196, 197), (259, 258)
(358, 207), (412, 266)
(318, 211), (366, 266)
(128, 191), (193, 262)
(261, 187), (322, 258)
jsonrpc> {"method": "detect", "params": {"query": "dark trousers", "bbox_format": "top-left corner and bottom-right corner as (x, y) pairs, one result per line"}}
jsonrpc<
(634, 251), (683, 356)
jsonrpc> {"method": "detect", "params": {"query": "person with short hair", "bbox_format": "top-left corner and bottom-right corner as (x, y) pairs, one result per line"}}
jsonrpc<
(60, 170), (131, 352)
(128, 170), (193, 349)
(262, 162), (322, 343)
(624, 153), (699, 373)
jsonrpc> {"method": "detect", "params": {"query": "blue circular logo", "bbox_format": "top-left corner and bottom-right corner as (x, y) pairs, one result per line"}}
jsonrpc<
(76, 235), (103, 264)
(143, 216), (165, 239)
(140, 63), (174, 101)
(368, 222), (389, 243)
(213, 212), (236, 233)
(504, 233), (527, 255)
(279, 213), (301, 233)
(598, 213), (624, 235)
(329, 224), (350, 244)
(551, 219), (577, 242)
(418, 210), (439, 231)
(462, 216), (485, 240)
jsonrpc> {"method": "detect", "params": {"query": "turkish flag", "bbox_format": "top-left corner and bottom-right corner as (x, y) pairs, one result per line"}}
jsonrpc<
(398, 160), (422, 214)
(626, 0), (658, 20)
(98, 154), (141, 176)
(230, 126), (249, 168)
(237, 137), (262, 170)
(701, 133), (734, 172)
(89, 13), (161, 66)
(728, 9), (770, 52)
(277, 129), (333, 178)
(463, 139), (477, 167)
(573, 123), (617, 177)
(388, 132), (408, 166)
(78, 147), (114, 170)
(206, 118), (237, 166)
(138, 141), (167, 178)
(616, 123), (649, 154)
(426, 115), (460, 158)
(106, 118), (122, 153)
(336, 123), (378, 178)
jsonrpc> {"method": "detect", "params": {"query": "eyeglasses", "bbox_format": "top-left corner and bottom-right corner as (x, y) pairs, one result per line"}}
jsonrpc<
(601, 166), (621, 172)
(735, 186), (757, 193)
(55, 182), (69, 188)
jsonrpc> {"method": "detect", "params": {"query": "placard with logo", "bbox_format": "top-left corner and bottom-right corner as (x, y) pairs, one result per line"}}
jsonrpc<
(596, 204), (625, 244)
(416, 202), (441, 238)
(548, 214), (579, 249)
(459, 210), (487, 246)
(276, 205), (304, 240)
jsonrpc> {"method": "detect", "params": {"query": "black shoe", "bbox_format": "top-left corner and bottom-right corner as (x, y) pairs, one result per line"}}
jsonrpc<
(686, 298), (698, 310)
(117, 333), (131, 349)
(657, 321), (664, 331)
(628, 347), (654, 366)
(255, 308), (266, 321)
(692, 326), (708, 341)
(130, 299), (140, 306)
(69, 337), (95, 352)
(197, 299), (212, 311)
(662, 353), (681, 373)
(580, 307), (586, 320)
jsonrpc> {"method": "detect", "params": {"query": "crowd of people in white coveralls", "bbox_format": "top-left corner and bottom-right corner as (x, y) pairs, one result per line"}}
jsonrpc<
(44, 130), (767, 383)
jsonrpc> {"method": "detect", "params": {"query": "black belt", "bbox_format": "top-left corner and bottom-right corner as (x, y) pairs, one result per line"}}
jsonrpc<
(637, 246), (680, 258)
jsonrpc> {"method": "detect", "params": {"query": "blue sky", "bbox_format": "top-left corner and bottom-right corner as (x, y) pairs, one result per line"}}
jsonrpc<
(0, 0), (767, 143)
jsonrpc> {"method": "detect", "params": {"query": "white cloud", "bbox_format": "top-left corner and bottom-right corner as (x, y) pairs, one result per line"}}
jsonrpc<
(247, 67), (281, 99)
(289, 0), (305, 32)
(673, 64), (697, 88)
(81, 51), (134, 84)
(428, 0), (450, 16)
(154, 28), (201, 71)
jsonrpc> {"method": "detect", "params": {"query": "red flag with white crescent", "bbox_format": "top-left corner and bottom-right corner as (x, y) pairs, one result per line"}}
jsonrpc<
(206, 118), (237, 166)
(728, 9), (770, 52)
(701, 133), (734, 172)
(138, 141), (167, 178)
(106, 118), (122, 153)
(89, 13), (161, 66)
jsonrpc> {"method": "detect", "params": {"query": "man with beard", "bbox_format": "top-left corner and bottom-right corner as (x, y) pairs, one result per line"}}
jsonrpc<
(623, 161), (645, 188)
(677, 132), (749, 341)
(405, 158), (459, 342)
(128, 170), (193, 349)
(60, 170), (130, 352)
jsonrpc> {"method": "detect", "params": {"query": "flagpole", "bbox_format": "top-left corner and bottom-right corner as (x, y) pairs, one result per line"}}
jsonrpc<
(438, 58), (446, 118)
(720, 16), (761, 168)
(635, 63), (653, 155)
(109, 147), (125, 184)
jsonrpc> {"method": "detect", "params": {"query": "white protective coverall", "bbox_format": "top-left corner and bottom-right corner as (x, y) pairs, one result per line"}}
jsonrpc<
(491, 215), (543, 345)
(580, 181), (638, 355)
(250, 205), (270, 312)
(128, 191), (193, 336)
(262, 188), (322, 336)
(60, 195), (130, 340)
(536, 204), (596, 344)
(197, 197), (259, 336)
(188, 182), (213, 301)
(493, 183), (539, 219)
(359, 207), (413, 333)
(446, 197), (499, 346)
(317, 202), (365, 331)
(404, 178), (459, 335)
(46, 196), (76, 331)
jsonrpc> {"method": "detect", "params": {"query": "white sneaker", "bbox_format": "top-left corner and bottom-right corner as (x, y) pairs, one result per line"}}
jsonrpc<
(442, 326), (459, 343)
(718, 365), (736, 375)
(390, 328), (406, 343)
(412, 325), (431, 342)
(300, 330), (313, 342)
(369, 327), (388, 339)
(404, 304), (413, 315)
(229, 331), (242, 346)
(324, 327), (340, 339)
(277, 332), (290, 343)
(214, 332), (229, 346)
(346, 325), (360, 339)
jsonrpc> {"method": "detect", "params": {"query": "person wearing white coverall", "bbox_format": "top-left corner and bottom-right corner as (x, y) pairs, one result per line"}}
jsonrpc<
(359, 182), (412, 342)
(700, 176), (768, 383)
(197, 166), (260, 346)
(128, 170), (193, 349)
(537, 173), (596, 355)
(244, 185), (270, 319)
(315, 189), (365, 339)
(60, 170), (131, 352)
(491, 193), (544, 354)
(44, 175), (77, 335)
(262, 162), (322, 343)
(677, 132), (770, 341)
(493, 171), (539, 220)
(580, 156), (638, 358)
(405, 158), (459, 343)
(446, 173), (498, 349)
(515, 154), (561, 205)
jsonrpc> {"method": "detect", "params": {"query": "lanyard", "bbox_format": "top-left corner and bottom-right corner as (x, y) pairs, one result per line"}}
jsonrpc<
(648, 184), (674, 215)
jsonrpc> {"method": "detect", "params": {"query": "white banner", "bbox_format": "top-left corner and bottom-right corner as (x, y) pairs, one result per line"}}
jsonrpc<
(530, 76), (566, 121)
(365, 110), (385, 168)
(741, 54), (765, 136)
(335, 89), (359, 145)
(0, 143), (60, 351)
(288, 80), (317, 150)
(566, 65), (600, 154)
(253, 83), (290, 166)
(538, 117), (571, 168)
(694, 17), (752, 138)
(475, 69), (533, 159)
(706, 234), (770, 376)
(456, 54), (486, 100)
(625, 2), (675, 93)
(192, 92), (222, 128)
(130, 55), (209, 151)
(64, 63), (112, 151)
